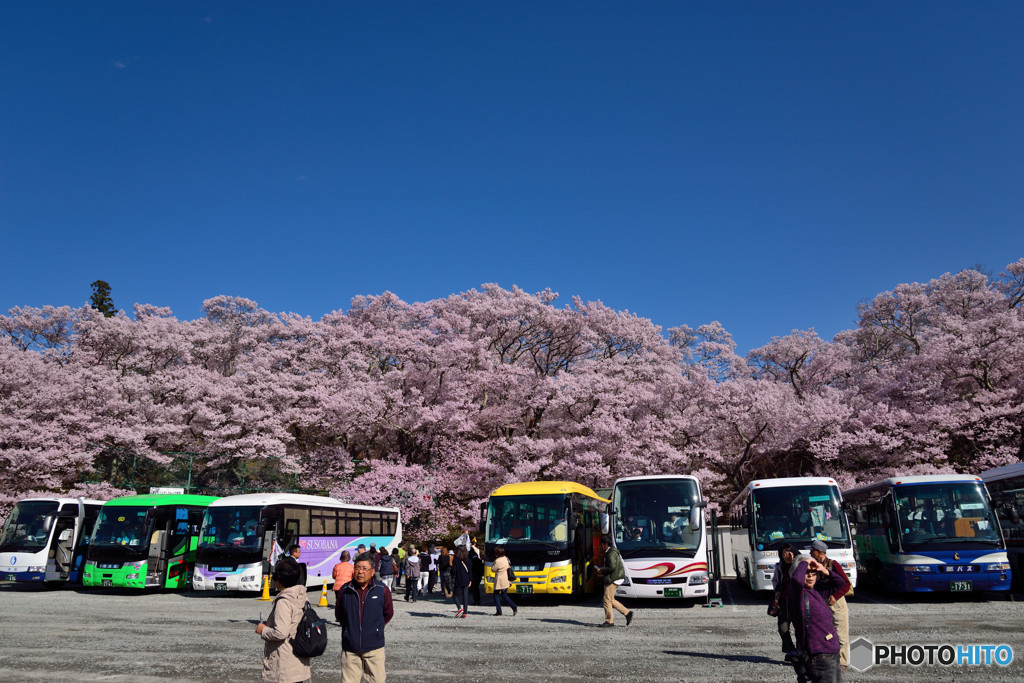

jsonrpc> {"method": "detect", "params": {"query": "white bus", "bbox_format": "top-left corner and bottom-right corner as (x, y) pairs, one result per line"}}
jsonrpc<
(193, 493), (401, 591)
(1, 497), (105, 585)
(980, 463), (1024, 587)
(729, 477), (857, 591)
(610, 475), (710, 599)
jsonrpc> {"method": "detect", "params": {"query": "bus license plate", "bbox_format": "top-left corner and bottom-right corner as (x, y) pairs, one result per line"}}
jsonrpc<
(951, 580), (972, 592)
(102, 580), (113, 587)
(664, 588), (682, 598)
(6, 574), (15, 581)
(215, 583), (227, 591)
(516, 584), (533, 594)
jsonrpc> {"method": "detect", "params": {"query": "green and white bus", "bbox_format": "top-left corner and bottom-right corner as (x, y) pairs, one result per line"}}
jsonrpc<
(83, 493), (219, 589)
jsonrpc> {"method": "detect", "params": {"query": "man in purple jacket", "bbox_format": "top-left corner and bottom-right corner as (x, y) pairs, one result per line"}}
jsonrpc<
(786, 557), (841, 683)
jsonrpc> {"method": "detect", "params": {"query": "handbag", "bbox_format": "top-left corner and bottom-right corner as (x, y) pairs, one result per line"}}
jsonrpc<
(506, 564), (517, 583)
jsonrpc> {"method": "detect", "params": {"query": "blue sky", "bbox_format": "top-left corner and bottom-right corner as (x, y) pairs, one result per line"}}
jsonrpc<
(2, 3), (1023, 354)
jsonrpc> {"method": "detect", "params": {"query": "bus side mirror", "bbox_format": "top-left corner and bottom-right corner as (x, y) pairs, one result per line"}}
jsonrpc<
(478, 502), (487, 534)
(1011, 508), (1021, 525)
(881, 511), (892, 527)
(854, 508), (866, 525)
(742, 506), (750, 529)
(690, 501), (708, 531)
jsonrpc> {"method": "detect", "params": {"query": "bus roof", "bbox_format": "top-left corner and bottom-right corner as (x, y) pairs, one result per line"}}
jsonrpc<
(613, 474), (701, 485)
(206, 492), (399, 513)
(489, 481), (610, 502)
(12, 497), (107, 506)
(979, 463), (1024, 484)
(844, 474), (984, 497)
(102, 493), (220, 508)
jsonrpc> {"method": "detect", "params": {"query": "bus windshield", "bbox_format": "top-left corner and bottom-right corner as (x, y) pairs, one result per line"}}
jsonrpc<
(199, 506), (262, 550)
(90, 506), (151, 549)
(752, 485), (849, 549)
(613, 479), (701, 555)
(895, 483), (1002, 549)
(0, 500), (59, 552)
(487, 495), (568, 544)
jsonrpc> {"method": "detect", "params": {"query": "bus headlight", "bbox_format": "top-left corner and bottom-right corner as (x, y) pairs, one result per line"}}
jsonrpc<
(756, 563), (775, 571)
(126, 573), (140, 580)
(985, 562), (1011, 572)
(903, 565), (933, 573)
(28, 566), (45, 573)
(551, 576), (567, 583)
(689, 573), (710, 585)
(241, 575), (256, 583)
(841, 562), (856, 572)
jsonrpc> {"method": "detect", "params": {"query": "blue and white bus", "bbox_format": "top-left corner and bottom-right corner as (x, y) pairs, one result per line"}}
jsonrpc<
(610, 475), (710, 600)
(843, 474), (1011, 594)
(193, 493), (401, 591)
(0, 497), (105, 585)
(729, 477), (857, 591)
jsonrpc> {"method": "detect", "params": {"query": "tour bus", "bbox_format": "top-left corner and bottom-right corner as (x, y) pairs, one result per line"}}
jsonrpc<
(83, 493), (219, 589)
(843, 474), (1011, 593)
(0, 497), (105, 585)
(729, 477), (857, 591)
(193, 493), (401, 591)
(609, 475), (710, 599)
(482, 481), (609, 597)
(981, 463), (1024, 586)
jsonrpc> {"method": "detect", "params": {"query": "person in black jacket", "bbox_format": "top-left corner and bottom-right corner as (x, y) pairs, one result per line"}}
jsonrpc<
(336, 552), (394, 683)
(468, 542), (484, 605)
(451, 546), (473, 617)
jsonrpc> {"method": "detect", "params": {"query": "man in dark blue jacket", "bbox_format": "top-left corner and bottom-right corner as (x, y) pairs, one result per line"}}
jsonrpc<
(786, 557), (841, 683)
(336, 552), (394, 683)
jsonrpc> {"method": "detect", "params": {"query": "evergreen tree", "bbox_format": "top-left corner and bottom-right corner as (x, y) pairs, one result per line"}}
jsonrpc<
(89, 280), (116, 317)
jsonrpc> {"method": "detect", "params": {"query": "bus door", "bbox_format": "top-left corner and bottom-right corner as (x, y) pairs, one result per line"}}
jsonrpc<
(260, 519), (276, 575)
(45, 513), (77, 581)
(145, 511), (170, 587)
(164, 508), (198, 588)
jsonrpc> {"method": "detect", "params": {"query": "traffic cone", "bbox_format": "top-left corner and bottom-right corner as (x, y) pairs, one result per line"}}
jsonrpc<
(318, 580), (329, 608)
(258, 575), (272, 601)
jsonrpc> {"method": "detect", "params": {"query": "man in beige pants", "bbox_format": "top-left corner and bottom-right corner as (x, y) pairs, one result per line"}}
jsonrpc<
(809, 540), (851, 671)
(596, 536), (634, 627)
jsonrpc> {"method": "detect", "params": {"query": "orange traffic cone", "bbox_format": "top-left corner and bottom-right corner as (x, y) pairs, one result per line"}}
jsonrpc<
(258, 575), (272, 601)
(318, 580), (329, 607)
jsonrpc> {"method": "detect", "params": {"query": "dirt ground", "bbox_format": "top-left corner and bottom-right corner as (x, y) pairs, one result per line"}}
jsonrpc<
(0, 579), (1021, 682)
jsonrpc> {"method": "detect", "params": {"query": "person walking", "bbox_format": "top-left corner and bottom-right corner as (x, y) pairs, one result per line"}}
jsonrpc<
(404, 548), (421, 602)
(786, 557), (842, 683)
(596, 535), (633, 627)
(468, 541), (484, 605)
(377, 546), (396, 591)
(437, 547), (452, 598)
(491, 545), (518, 617)
(336, 552), (394, 683)
(333, 550), (354, 591)
(770, 543), (798, 657)
(392, 548), (404, 588)
(451, 545), (472, 618)
(427, 545), (440, 594)
(417, 546), (430, 598)
(255, 558), (310, 682)
(808, 540), (852, 673)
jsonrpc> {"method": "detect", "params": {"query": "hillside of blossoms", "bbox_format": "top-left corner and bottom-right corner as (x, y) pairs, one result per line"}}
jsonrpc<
(3, 260), (1023, 536)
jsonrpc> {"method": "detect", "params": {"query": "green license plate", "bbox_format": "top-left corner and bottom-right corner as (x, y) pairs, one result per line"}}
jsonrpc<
(664, 587), (682, 598)
(215, 583), (227, 591)
(950, 580), (972, 592)
(516, 584), (533, 594)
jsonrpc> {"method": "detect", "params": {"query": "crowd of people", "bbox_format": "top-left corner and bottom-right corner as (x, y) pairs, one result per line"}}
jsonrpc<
(257, 533), (848, 683)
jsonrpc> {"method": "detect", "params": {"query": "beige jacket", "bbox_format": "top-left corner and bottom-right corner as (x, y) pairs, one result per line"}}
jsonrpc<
(493, 555), (512, 591)
(260, 584), (311, 682)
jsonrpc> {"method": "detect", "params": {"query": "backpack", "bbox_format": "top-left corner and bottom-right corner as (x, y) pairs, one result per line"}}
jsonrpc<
(291, 601), (328, 658)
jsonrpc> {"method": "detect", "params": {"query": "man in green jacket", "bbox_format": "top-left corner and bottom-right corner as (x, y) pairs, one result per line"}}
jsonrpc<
(597, 535), (634, 627)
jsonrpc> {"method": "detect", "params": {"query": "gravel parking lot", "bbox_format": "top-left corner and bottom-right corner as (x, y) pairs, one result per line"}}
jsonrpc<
(0, 580), (1021, 682)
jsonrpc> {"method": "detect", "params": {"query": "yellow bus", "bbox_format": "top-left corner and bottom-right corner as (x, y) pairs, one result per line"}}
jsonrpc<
(482, 481), (609, 597)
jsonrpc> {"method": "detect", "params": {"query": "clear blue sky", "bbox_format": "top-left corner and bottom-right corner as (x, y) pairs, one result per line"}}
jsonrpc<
(3, 3), (1023, 354)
